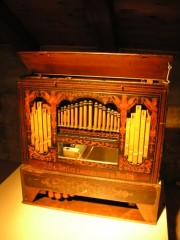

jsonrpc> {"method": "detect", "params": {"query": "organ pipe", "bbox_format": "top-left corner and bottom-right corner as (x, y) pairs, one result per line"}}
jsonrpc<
(124, 105), (151, 165)
(30, 101), (52, 153)
(58, 100), (120, 132)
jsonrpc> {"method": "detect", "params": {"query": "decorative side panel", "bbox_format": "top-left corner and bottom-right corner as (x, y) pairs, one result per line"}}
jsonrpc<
(24, 88), (160, 175)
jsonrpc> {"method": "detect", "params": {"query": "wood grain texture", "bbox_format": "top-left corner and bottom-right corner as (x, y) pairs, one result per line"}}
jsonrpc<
(18, 51), (171, 224)
(18, 51), (173, 80)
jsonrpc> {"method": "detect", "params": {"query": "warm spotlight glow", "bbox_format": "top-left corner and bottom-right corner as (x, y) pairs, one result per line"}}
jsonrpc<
(0, 168), (168, 240)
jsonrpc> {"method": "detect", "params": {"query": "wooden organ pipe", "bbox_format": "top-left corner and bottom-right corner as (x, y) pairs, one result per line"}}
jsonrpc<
(117, 113), (120, 132)
(110, 110), (114, 131)
(102, 106), (106, 130)
(93, 102), (98, 130)
(30, 104), (35, 146)
(124, 105), (151, 165)
(70, 104), (74, 127)
(75, 103), (78, 128)
(37, 102), (44, 153)
(83, 100), (87, 128)
(47, 111), (52, 147)
(63, 106), (67, 127)
(67, 105), (70, 127)
(79, 101), (83, 128)
(58, 100), (120, 132)
(106, 108), (110, 131)
(88, 100), (93, 130)
(42, 108), (48, 152)
(98, 104), (102, 130)
(30, 101), (52, 153)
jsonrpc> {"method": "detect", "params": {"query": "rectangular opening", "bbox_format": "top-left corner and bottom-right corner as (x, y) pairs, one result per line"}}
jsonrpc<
(58, 143), (118, 165)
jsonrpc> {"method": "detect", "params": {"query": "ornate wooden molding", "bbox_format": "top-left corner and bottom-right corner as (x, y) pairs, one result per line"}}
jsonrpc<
(141, 97), (158, 155)
(28, 145), (57, 162)
(119, 156), (152, 174)
(58, 135), (118, 149)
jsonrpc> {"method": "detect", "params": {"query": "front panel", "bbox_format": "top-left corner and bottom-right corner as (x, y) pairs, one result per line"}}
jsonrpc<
(18, 52), (172, 223)
(18, 76), (168, 184)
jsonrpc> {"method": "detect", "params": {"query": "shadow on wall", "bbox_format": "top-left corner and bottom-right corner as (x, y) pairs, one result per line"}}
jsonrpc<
(0, 45), (28, 162)
(161, 128), (180, 182)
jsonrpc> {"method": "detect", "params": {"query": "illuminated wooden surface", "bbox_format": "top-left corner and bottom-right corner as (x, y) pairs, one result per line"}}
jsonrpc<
(0, 167), (168, 240)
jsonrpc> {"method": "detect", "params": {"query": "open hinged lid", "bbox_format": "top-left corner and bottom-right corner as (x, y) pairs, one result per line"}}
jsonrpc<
(18, 51), (173, 81)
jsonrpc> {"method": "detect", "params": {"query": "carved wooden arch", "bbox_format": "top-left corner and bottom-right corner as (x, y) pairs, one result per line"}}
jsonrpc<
(56, 91), (118, 106)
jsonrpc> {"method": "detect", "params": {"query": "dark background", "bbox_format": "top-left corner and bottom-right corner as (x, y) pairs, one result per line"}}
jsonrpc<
(0, 1), (179, 239)
(0, 0), (179, 177)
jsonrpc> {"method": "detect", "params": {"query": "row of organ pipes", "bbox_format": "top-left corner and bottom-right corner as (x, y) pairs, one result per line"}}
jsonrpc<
(124, 105), (151, 165)
(58, 100), (120, 132)
(30, 101), (52, 153)
(29, 100), (151, 163)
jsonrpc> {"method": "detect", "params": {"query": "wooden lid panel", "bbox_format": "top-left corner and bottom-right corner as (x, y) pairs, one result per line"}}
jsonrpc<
(18, 51), (173, 80)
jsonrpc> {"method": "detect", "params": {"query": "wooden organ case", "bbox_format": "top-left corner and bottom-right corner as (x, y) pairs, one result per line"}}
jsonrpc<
(18, 52), (173, 224)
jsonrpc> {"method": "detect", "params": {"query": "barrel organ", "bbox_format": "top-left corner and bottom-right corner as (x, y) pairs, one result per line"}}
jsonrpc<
(18, 52), (173, 224)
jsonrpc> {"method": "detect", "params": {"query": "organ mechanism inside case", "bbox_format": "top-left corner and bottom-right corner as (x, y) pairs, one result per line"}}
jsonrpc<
(18, 51), (173, 224)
